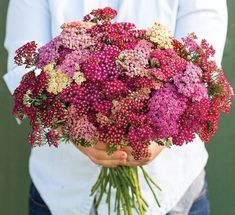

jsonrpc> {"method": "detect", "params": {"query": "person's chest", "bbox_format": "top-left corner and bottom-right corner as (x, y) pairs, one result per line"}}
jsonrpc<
(48, 0), (179, 36)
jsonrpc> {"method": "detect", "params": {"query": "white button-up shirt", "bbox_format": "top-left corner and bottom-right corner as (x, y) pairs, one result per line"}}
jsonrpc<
(4, 0), (227, 214)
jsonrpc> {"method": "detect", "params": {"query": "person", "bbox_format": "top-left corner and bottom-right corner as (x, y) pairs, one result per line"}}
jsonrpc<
(3, 0), (227, 214)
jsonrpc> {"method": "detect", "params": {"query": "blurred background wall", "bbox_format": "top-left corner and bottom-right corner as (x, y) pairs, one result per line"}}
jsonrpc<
(0, 0), (234, 214)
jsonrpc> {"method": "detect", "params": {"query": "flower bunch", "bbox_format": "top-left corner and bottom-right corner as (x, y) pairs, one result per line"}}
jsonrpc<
(13, 7), (233, 215)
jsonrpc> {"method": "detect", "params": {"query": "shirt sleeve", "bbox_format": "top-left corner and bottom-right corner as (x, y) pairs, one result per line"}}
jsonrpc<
(175, 0), (228, 65)
(3, 0), (52, 94)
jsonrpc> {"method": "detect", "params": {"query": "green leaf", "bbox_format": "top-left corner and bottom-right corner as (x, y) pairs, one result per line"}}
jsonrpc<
(106, 144), (117, 156)
(208, 84), (224, 97)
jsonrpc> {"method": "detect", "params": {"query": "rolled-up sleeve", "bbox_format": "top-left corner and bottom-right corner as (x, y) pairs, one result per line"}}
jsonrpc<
(175, 0), (228, 65)
(3, 0), (52, 94)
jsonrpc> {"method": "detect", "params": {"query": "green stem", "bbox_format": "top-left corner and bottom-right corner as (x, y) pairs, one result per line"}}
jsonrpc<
(141, 167), (161, 207)
(118, 167), (148, 209)
(140, 167), (161, 191)
(90, 166), (161, 214)
(106, 180), (112, 215)
(130, 167), (144, 215)
(90, 167), (106, 195)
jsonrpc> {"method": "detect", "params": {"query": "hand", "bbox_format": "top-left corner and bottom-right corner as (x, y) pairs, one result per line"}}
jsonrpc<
(121, 142), (165, 166)
(74, 142), (128, 168)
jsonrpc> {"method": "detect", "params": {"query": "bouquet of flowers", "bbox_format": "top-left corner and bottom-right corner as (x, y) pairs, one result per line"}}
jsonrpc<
(13, 7), (233, 215)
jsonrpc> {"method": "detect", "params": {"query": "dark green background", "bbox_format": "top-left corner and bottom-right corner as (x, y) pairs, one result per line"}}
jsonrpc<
(0, 1), (234, 214)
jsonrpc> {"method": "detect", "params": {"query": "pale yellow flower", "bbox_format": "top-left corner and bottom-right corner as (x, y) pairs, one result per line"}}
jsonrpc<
(96, 113), (110, 124)
(73, 71), (86, 85)
(23, 90), (32, 107)
(44, 63), (72, 94)
(147, 22), (173, 49)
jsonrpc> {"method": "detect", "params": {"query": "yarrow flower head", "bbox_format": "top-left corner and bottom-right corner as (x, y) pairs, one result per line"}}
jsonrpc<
(147, 22), (173, 49)
(67, 105), (98, 143)
(14, 41), (38, 68)
(117, 40), (153, 77)
(148, 84), (188, 139)
(150, 49), (187, 82)
(173, 98), (210, 145)
(60, 21), (96, 50)
(56, 49), (89, 77)
(44, 63), (72, 94)
(182, 33), (199, 52)
(72, 71), (86, 85)
(174, 62), (208, 102)
(36, 36), (61, 68)
(13, 70), (48, 123)
(81, 45), (120, 82)
(128, 123), (155, 160)
(83, 7), (117, 22)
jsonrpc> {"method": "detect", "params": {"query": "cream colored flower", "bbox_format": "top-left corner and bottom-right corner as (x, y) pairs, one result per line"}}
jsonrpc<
(73, 71), (86, 85)
(44, 63), (72, 94)
(96, 113), (110, 124)
(147, 22), (173, 49)
(23, 90), (33, 107)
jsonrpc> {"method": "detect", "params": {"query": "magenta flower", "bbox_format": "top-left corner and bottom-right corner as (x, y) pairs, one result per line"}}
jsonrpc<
(148, 84), (188, 139)
(36, 36), (61, 68)
(150, 49), (187, 82)
(174, 62), (208, 102)
(56, 49), (90, 77)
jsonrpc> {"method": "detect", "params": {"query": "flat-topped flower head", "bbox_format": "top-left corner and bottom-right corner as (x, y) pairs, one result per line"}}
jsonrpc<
(14, 41), (38, 68)
(147, 22), (173, 49)
(174, 62), (208, 102)
(44, 63), (72, 94)
(72, 71), (86, 85)
(36, 37), (61, 68)
(84, 7), (117, 23)
(117, 40), (153, 77)
(60, 23), (96, 50)
(61, 21), (95, 30)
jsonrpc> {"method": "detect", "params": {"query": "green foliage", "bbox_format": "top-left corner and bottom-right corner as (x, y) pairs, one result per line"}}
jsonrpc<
(208, 84), (224, 97)
(106, 144), (117, 156)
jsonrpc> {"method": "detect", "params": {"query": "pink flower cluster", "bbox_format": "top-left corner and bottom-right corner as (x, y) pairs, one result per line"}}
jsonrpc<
(81, 45), (120, 81)
(57, 49), (89, 77)
(150, 49), (187, 81)
(148, 84), (188, 139)
(174, 62), (208, 102)
(117, 40), (153, 77)
(60, 22), (96, 50)
(13, 7), (233, 158)
(36, 36), (61, 68)
(68, 106), (98, 142)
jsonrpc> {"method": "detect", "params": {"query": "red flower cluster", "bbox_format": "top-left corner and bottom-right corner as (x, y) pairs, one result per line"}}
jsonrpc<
(14, 41), (38, 68)
(84, 7), (118, 22)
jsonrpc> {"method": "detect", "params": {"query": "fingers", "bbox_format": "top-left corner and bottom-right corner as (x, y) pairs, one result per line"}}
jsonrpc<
(88, 147), (127, 161)
(120, 146), (132, 156)
(75, 144), (127, 167)
(124, 155), (150, 166)
(121, 144), (166, 167)
(75, 141), (166, 167)
(89, 156), (127, 168)
(123, 161), (149, 166)
(94, 141), (107, 150)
